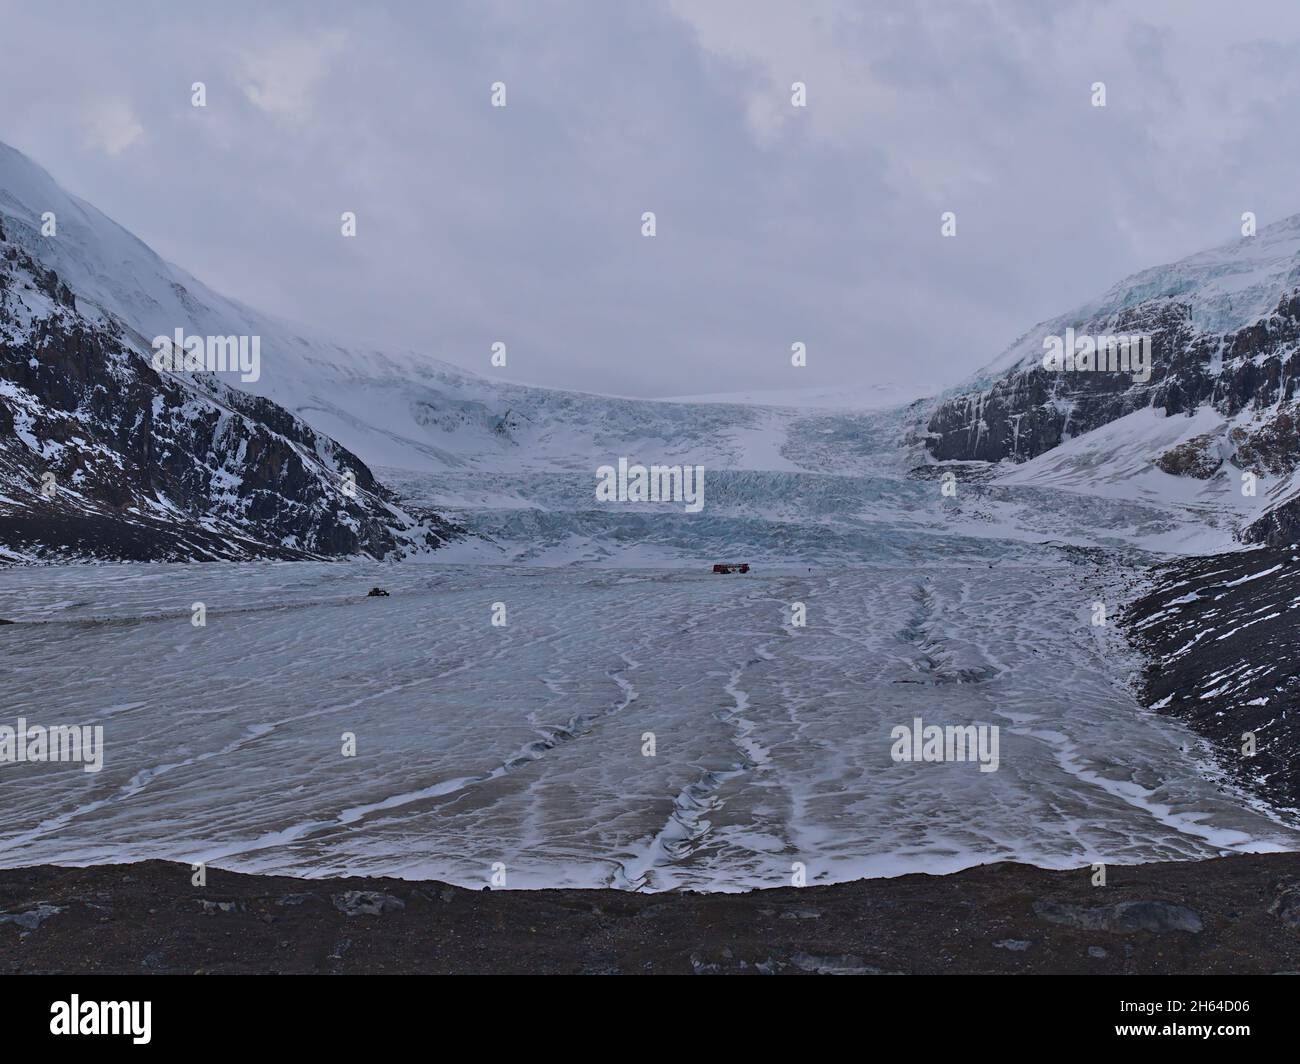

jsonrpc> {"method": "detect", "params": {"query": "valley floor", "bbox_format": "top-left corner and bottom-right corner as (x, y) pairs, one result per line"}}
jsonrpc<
(4, 853), (1300, 974)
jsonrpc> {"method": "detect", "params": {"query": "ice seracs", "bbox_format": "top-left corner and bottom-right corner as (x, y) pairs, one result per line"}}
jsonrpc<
(595, 459), (705, 513)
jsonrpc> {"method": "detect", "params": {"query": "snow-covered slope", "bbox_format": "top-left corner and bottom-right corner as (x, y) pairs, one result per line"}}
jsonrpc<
(0, 143), (818, 476)
(974, 217), (1300, 384)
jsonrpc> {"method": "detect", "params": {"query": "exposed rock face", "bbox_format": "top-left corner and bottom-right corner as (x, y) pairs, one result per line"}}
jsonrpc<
(0, 231), (458, 562)
(926, 294), (1300, 464)
(927, 301), (1203, 464)
(1156, 433), (1223, 479)
(1239, 499), (1300, 546)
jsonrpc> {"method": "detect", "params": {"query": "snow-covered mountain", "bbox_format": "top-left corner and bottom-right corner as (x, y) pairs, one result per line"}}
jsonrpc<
(0, 143), (816, 478)
(0, 148), (459, 562)
(924, 216), (1300, 546)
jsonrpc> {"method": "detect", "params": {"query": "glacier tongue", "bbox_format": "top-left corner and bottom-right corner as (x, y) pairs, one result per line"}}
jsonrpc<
(2, 555), (1295, 890)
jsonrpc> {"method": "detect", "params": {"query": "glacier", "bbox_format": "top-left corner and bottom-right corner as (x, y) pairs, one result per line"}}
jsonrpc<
(2, 553), (1297, 891)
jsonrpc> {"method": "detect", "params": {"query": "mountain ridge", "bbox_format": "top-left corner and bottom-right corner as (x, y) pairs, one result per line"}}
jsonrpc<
(0, 198), (459, 562)
(923, 215), (1300, 547)
(0, 142), (828, 479)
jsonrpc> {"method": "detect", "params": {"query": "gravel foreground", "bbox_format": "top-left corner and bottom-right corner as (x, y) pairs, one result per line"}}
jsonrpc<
(3, 854), (1300, 974)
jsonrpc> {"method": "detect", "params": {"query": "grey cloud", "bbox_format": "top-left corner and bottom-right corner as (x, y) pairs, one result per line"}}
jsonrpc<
(2, 0), (1300, 398)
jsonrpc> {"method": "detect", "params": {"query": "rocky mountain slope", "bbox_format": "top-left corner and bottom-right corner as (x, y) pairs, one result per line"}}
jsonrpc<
(0, 213), (457, 562)
(1124, 545), (1300, 813)
(924, 218), (1300, 546)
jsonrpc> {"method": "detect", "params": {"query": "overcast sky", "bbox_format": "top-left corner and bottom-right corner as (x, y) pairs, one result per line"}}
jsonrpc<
(3, 0), (1300, 399)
